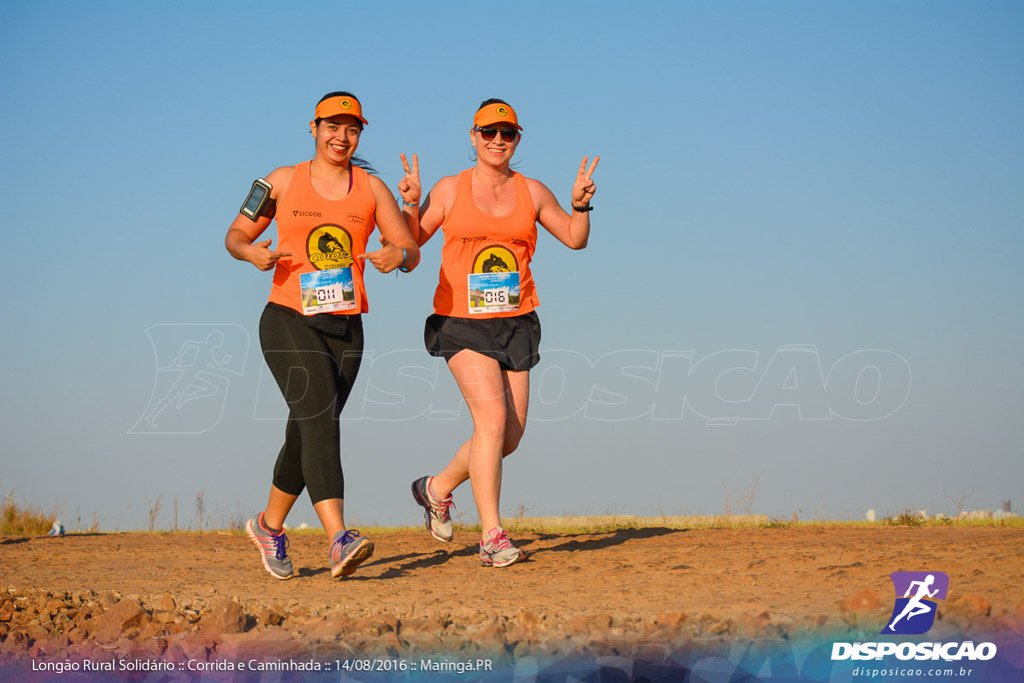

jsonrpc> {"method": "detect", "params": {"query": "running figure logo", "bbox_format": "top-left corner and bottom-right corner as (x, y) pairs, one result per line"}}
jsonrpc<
(130, 325), (249, 434)
(881, 571), (949, 635)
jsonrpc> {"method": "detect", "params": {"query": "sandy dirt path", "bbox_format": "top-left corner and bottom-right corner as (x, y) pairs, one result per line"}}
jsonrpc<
(2, 525), (1023, 677)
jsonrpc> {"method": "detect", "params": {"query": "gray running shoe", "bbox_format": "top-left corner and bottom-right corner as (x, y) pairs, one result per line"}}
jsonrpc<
(411, 476), (455, 542)
(479, 527), (526, 568)
(246, 513), (294, 580)
(329, 529), (374, 578)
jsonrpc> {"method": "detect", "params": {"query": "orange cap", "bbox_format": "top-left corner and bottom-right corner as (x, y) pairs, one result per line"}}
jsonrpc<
(473, 102), (522, 130)
(314, 95), (368, 125)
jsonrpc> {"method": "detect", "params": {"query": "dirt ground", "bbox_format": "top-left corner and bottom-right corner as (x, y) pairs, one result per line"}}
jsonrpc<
(2, 524), (1024, 676)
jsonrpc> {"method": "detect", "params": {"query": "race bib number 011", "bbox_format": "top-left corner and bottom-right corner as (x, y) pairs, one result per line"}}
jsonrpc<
(468, 272), (520, 314)
(300, 267), (357, 315)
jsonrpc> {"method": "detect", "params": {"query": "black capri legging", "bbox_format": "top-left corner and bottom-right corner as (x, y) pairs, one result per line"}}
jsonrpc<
(258, 303), (363, 503)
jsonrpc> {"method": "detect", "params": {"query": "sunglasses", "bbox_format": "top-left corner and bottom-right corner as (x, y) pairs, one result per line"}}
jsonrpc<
(474, 126), (519, 143)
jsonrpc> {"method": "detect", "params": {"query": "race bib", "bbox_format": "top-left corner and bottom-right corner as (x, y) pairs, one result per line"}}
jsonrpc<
(300, 267), (357, 315)
(468, 271), (520, 314)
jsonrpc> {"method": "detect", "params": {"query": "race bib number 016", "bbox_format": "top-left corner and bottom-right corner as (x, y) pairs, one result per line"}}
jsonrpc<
(468, 272), (520, 314)
(300, 267), (357, 315)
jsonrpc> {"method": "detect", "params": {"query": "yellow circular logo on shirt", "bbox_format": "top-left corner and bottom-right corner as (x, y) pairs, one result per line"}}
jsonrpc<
(473, 245), (517, 273)
(307, 225), (353, 270)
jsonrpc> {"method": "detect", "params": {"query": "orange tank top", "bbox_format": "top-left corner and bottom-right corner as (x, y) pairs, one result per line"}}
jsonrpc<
(269, 162), (376, 315)
(433, 169), (539, 318)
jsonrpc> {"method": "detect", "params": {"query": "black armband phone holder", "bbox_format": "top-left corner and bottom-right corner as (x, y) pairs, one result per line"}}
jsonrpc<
(240, 178), (276, 221)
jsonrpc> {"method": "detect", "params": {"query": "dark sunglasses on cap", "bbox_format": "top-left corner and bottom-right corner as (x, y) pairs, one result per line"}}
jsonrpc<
(474, 126), (519, 143)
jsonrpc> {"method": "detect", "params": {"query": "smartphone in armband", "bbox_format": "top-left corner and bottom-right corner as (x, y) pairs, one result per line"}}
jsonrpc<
(240, 178), (276, 220)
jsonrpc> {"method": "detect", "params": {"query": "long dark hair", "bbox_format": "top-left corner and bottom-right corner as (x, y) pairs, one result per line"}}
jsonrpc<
(314, 91), (376, 174)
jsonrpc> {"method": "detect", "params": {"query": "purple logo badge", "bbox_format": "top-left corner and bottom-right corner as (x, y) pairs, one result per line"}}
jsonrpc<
(881, 571), (949, 635)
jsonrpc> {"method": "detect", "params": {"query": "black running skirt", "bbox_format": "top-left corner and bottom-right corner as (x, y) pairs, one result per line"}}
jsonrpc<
(424, 312), (541, 371)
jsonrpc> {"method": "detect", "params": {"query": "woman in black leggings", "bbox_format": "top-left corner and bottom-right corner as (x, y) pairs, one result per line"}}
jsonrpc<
(225, 91), (421, 579)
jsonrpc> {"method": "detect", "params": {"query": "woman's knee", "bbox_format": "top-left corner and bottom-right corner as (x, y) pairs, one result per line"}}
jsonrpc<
(471, 415), (506, 447)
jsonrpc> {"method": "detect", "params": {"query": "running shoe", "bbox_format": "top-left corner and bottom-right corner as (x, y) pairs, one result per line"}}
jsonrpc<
(246, 512), (293, 580)
(479, 527), (526, 568)
(329, 529), (374, 578)
(411, 476), (455, 542)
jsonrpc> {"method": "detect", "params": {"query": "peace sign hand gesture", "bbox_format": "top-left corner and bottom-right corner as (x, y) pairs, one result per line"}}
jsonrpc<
(572, 156), (600, 207)
(397, 153), (421, 207)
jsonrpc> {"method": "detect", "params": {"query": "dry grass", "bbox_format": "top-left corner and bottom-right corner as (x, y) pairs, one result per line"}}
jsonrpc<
(4, 487), (1021, 536)
(500, 514), (771, 534)
(1, 488), (58, 536)
(224, 512), (1024, 537)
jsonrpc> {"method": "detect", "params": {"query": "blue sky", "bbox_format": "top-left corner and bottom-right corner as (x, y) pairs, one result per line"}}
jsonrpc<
(1, 1), (1021, 530)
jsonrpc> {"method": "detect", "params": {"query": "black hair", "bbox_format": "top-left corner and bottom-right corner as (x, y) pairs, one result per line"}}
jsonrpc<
(313, 90), (376, 174)
(477, 97), (511, 111)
